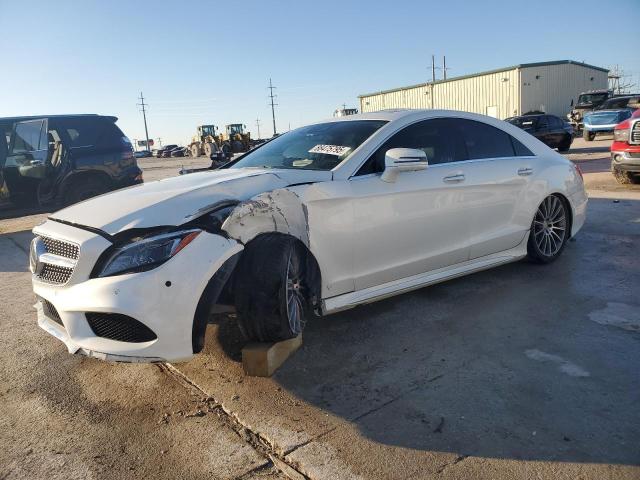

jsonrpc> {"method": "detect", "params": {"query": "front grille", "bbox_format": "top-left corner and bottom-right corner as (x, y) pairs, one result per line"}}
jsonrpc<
(41, 237), (79, 260)
(39, 297), (63, 326)
(631, 120), (640, 144)
(39, 263), (74, 284)
(33, 235), (79, 285)
(85, 313), (157, 343)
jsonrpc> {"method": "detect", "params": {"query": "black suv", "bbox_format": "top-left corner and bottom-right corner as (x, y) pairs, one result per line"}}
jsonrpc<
(506, 114), (573, 152)
(0, 115), (142, 208)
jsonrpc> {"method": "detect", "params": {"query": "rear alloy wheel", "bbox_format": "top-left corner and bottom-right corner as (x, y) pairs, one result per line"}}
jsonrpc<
(235, 234), (317, 342)
(527, 195), (569, 263)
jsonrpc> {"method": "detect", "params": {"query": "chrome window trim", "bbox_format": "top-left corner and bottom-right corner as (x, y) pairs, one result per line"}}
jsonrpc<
(347, 116), (538, 179)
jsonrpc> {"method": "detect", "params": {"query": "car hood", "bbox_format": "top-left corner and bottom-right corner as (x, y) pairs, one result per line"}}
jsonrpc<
(50, 168), (332, 235)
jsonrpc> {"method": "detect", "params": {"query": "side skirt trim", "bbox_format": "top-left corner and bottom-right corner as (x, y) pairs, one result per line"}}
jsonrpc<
(322, 241), (528, 314)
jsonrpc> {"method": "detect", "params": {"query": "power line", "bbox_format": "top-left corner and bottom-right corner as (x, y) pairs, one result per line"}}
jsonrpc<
(137, 92), (151, 151)
(268, 78), (278, 136)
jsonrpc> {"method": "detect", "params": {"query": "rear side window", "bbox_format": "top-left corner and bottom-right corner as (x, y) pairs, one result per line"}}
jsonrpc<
(512, 137), (534, 156)
(457, 119), (515, 159)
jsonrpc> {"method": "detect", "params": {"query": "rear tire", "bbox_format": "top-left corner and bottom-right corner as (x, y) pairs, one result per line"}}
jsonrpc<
(204, 142), (218, 157)
(527, 195), (569, 264)
(557, 136), (571, 153)
(232, 140), (244, 153)
(191, 145), (200, 157)
(611, 165), (639, 184)
(583, 130), (595, 141)
(234, 234), (317, 342)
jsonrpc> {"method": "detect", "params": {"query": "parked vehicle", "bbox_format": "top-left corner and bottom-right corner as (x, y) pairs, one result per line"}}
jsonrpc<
(506, 114), (573, 152)
(135, 150), (152, 158)
(596, 95), (640, 111)
(583, 108), (635, 141)
(189, 124), (252, 158)
(170, 147), (187, 157)
(30, 109), (587, 363)
(157, 144), (178, 158)
(566, 89), (612, 132)
(610, 109), (640, 184)
(1, 115), (142, 207)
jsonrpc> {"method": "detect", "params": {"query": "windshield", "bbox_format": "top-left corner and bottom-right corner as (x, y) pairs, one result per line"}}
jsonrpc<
(577, 93), (608, 106)
(230, 120), (387, 171)
(228, 124), (243, 135)
(597, 98), (632, 110)
(201, 126), (215, 136)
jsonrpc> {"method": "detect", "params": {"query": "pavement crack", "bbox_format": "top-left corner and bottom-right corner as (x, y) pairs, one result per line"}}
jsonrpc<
(348, 372), (447, 425)
(160, 363), (310, 480)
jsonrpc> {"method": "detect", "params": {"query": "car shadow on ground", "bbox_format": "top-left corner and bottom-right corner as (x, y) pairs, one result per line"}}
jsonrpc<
(0, 204), (50, 221)
(568, 144), (610, 155)
(0, 229), (32, 272)
(210, 197), (640, 466)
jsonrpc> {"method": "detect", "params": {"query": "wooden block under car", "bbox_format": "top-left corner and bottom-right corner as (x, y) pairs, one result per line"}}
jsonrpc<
(242, 335), (302, 377)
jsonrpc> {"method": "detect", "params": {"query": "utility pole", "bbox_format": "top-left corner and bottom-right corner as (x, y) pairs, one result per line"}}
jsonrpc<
(255, 118), (261, 140)
(443, 56), (449, 80)
(157, 137), (162, 148)
(268, 78), (278, 136)
(137, 92), (150, 151)
(431, 55), (436, 83)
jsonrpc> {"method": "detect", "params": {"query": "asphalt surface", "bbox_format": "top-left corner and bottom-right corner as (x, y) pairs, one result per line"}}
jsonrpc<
(0, 138), (638, 479)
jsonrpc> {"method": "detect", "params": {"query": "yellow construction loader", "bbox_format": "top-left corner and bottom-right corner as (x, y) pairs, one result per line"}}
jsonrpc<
(188, 125), (219, 158)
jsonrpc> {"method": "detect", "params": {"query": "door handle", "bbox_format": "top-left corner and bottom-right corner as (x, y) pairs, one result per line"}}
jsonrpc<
(517, 167), (533, 176)
(443, 174), (465, 183)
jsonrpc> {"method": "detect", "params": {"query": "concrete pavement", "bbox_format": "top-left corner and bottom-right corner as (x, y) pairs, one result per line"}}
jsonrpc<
(0, 137), (638, 479)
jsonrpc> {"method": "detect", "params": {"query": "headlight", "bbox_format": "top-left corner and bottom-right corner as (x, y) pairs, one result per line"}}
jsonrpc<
(614, 128), (630, 142)
(98, 229), (201, 277)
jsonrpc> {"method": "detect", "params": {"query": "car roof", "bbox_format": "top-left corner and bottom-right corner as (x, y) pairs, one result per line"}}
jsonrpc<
(0, 114), (118, 124)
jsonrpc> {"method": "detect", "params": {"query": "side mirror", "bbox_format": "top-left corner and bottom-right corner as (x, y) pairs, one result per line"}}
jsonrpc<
(381, 148), (428, 183)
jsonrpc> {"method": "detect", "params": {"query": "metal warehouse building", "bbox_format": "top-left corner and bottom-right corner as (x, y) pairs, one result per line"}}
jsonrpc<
(358, 60), (608, 119)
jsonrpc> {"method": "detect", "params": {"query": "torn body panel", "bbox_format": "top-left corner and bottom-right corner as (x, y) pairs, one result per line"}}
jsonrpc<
(222, 182), (357, 300)
(222, 188), (310, 247)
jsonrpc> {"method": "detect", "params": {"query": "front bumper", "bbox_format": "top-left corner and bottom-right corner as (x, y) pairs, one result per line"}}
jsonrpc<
(584, 123), (617, 133)
(611, 146), (640, 172)
(33, 220), (243, 363)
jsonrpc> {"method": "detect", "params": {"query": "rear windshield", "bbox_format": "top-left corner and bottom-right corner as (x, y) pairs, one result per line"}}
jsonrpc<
(55, 117), (123, 148)
(506, 117), (539, 129)
(230, 120), (387, 171)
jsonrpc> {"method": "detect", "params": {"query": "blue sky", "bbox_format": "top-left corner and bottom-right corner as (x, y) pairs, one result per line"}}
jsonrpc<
(1, 0), (639, 146)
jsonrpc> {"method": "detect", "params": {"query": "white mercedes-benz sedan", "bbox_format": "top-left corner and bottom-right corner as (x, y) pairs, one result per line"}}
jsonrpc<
(30, 109), (587, 362)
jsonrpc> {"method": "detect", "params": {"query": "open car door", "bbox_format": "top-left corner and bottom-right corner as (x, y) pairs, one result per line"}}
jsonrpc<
(8, 118), (49, 179)
(0, 125), (7, 198)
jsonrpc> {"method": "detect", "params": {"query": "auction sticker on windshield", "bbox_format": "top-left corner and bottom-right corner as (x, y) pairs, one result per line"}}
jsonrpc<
(309, 144), (351, 156)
